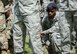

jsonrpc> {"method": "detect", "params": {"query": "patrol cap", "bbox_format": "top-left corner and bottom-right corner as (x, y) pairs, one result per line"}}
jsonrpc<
(46, 2), (58, 12)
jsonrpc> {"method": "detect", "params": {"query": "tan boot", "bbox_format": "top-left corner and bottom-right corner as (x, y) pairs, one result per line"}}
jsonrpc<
(1, 50), (7, 54)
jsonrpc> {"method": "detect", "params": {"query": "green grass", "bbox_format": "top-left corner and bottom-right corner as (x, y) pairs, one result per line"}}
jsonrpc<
(24, 36), (33, 54)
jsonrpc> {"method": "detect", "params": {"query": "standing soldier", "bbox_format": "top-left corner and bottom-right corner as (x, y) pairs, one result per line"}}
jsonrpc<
(54, 0), (77, 53)
(67, 0), (77, 46)
(5, 1), (14, 54)
(68, 0), (77, 53)
(13, 0), (44, 54)
(0, 0), (8, 54)
(0, 0), (13, 54)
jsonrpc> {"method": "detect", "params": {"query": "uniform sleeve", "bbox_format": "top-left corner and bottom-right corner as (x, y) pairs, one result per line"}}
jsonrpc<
(42, 20), (46, 31)
(5, 5), (10, 12)
(43, 22), (59, 34)
(2, 0), (13, 12)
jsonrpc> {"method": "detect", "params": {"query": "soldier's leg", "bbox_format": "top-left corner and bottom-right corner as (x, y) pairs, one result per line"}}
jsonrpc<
(13, 14), (26, 54)
(73, 11), (77, 53)
(6, 12), (14, 54)
(0, 0), (8, 54)
(50, 33), (62, 54)
(0, 17), (8, 54)
(74, 11), (77, 43)
(43, 35), (53, 54)
(65, 11), (76, 54)
(0, 31), (8, 54)
(23, 12), (44, 54)
(59, 11), (71, 54)
(46, 45), (53, 54)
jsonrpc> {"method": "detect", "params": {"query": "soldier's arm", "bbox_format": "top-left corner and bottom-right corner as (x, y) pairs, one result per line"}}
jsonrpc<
(40, 24), (57, 38)
(5, 5), (11, 18)
(42, 25), (57, 34)
(41, 22), (58, 36)
(42, 20), (47, 31)
(4, 0), (13, 18)
(1, 0), (13, 11)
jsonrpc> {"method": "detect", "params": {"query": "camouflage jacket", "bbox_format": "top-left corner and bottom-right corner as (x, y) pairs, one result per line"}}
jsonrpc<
(0, 0), (6, 32)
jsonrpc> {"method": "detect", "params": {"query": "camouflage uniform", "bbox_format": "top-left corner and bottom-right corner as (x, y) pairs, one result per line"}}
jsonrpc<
(42, 12), (63, 54)
(0, 0), (13, 54)
(4, 0), (14, 53)
(54, 0), (77, 53)
(0, 0), (8, 54)
(2, 0), (13, 39)
(13, 0), (43, 54)
(6, 5), (14, 54)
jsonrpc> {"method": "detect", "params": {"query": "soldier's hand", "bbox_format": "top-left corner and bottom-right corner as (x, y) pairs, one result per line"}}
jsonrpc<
(5, 9), (10, 18)
(40, 32), (45, 38)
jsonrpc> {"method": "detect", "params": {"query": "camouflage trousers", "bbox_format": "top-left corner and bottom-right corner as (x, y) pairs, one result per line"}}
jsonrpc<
(0, 12), (13, 51)
(0, 31), (8, 50)
(6, 13), (14, 53)
(0, 12), (8, 50)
